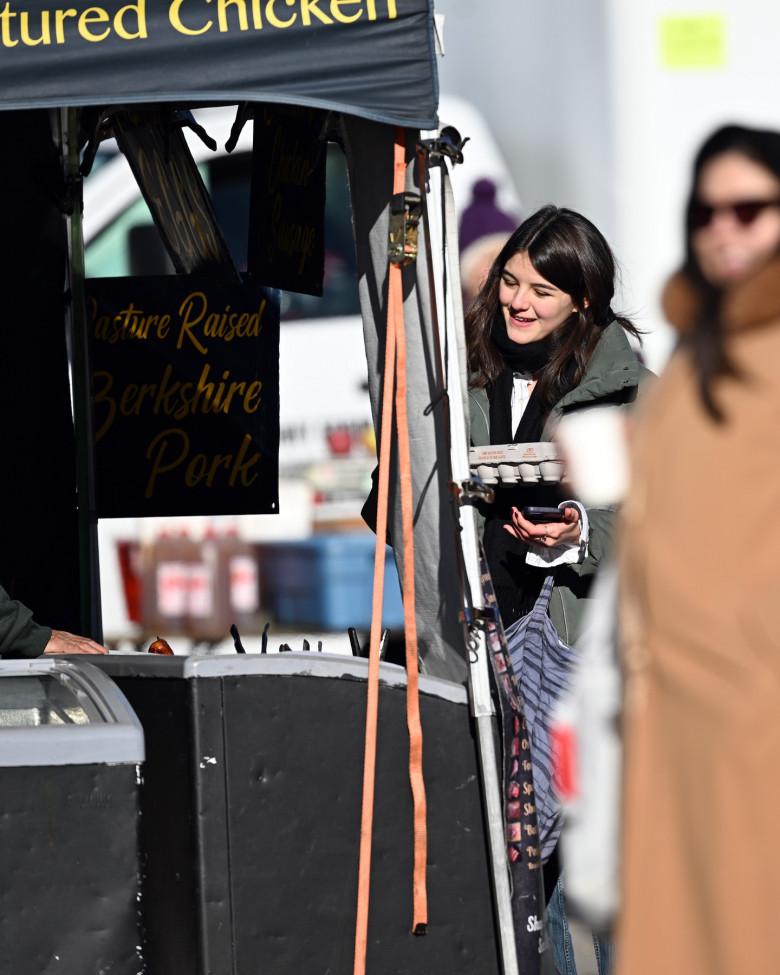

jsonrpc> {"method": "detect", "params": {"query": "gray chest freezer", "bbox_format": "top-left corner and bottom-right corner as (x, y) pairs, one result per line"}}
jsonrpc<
(0, 657), (145, 975)
(90, 652), (501, 975)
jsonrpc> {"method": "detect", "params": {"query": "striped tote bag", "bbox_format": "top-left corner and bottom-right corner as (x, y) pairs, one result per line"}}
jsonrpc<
(505, 574), (578, 862)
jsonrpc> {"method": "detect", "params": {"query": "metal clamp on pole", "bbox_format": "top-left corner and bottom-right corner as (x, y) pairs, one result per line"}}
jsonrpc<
(417, 126), (470, 166)
(388, 191), (421, 265)
(448, 477), (495, 506)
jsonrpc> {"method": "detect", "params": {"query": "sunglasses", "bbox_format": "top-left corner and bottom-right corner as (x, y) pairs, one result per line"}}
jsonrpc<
(690, 198), (780, 230)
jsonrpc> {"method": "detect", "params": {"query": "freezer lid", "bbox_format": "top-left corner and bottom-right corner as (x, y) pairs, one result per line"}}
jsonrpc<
(90, 652), (469, 706)
(0, 659), (144, 767)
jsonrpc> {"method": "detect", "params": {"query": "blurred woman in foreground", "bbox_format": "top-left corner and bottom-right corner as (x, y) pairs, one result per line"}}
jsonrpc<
(618, 124), (780, 975)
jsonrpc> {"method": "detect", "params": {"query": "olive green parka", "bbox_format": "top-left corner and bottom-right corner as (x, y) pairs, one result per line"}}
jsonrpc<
(469, 320), (651, 644)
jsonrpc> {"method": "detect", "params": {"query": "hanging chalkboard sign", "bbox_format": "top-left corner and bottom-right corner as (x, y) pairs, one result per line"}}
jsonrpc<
(247, 104), (327, 295)
(87, 276), (279, 518)
(112, 109), (239, 281)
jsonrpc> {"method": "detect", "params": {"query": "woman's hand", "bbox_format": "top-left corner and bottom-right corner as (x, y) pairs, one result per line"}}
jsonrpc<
(504, 506), (581, 547)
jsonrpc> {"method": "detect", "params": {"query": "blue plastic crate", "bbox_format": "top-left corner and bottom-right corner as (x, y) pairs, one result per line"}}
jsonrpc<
(262, 533), (405, 631)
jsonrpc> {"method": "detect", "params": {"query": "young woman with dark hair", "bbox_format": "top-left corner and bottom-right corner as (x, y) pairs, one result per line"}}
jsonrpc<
(468, 206), (640, 409)
(466, 204), (646, 634)
(466, 204), (649, 975)
(618, 124), (780, 975)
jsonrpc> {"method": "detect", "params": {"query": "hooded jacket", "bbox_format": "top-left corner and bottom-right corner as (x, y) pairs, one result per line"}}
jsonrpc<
(469, 320), (649, 644)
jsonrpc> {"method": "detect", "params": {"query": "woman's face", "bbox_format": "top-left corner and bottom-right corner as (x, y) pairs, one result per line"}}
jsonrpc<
(498, 251), (578, 344)
(692, 151), (780, 287)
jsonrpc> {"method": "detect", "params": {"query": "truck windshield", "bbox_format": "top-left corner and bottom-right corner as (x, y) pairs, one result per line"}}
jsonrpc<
(85, 143), (361, 322)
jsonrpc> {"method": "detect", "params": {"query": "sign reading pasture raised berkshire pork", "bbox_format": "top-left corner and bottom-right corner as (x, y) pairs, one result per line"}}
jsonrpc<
(87, 275), (279, 518)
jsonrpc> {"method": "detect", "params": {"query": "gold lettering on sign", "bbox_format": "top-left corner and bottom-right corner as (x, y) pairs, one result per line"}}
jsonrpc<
(55, 9), (77, 42)
(176, 291), (266, 354)
(366, 0), (395, 19)
(115, 1), (146, 39)
(0, 1), (147, 45)
(89, 286), (268, 499)
(145, 429), (261, 498)
(330, 0), (361, 23)
(168, 0), (210, 35)
(267, 126), (312, 193)
(20, 11), (49, 43)
(0, 0), (396, 47)
(93, 370), (116, 441)
(93, 361), (264, 441)
(217, 0), (249, 32)
(269, 195), (316, 274)
(265, 0), (296, 28)
(265, 123), (318, 274)
(78, 6), (110, 42)
(300, 0), (332, 26)
(127, 132), (231, 273)
(92, 299), (171, 345)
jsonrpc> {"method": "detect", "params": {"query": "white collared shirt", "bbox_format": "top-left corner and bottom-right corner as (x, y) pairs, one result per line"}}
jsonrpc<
(511, 371), (590, 567)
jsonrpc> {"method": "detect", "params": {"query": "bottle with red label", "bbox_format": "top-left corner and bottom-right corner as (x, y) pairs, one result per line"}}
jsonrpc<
(183, 525), (214, 642)
(187, 518), (261, 642)
(186, 524), (220, 643)
(224, 521), (261, 626)
(141, 528), (199, 638)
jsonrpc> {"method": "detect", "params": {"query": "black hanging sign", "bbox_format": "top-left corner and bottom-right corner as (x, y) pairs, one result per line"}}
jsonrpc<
(112, 109), (238, 280)
(86, 276), (280, 518)
(248, 103), (327, 295)
(0, 1), (438, 130)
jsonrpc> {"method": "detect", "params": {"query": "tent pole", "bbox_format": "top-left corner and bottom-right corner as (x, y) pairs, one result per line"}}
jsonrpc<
(60, 107), (102, 641)
(424, 160), (520, 975)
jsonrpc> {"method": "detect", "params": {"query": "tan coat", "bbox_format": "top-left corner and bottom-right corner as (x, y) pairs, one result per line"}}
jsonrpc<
(617, 255), (780, 975)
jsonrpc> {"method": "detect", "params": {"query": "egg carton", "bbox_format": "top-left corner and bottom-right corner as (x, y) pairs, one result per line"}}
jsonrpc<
(469, 442), (565, 485)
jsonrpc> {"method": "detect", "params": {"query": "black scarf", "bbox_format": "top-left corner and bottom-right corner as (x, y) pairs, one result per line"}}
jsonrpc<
(488, 313), (551, 444)
(482, 314), (562, 627)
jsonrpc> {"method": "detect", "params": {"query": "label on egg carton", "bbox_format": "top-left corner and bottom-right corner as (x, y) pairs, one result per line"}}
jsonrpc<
(469, 442), (565, 485)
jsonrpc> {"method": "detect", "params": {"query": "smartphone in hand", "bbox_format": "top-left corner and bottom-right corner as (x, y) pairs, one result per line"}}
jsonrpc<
(521, 506), (567, 523)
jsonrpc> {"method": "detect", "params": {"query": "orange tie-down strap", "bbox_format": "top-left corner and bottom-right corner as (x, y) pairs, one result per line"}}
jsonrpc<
(353, 129), (428, 975)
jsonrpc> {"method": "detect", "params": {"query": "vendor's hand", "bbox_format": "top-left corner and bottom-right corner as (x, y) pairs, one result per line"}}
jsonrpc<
(43, 630), (108, 655)
(504, 506), (581, 548)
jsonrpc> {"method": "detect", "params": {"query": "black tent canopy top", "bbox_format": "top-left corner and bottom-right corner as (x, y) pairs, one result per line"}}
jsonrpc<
(0, 0), (439, 128)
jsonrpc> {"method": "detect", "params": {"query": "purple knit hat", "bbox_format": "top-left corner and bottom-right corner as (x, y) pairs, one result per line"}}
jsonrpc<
(458, 178), (517, 252)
